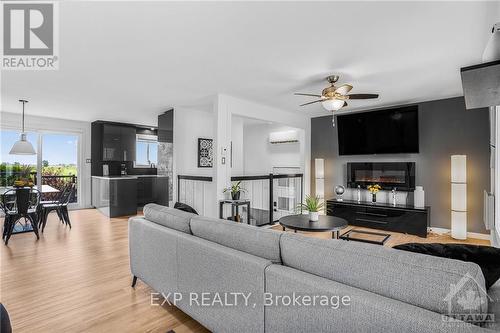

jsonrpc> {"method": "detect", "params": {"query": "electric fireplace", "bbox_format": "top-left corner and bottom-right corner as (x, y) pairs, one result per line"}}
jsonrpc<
(347, 162), (415, 191)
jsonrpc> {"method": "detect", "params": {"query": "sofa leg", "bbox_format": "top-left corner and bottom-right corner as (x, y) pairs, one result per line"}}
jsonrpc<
(131, 276), (137, 288)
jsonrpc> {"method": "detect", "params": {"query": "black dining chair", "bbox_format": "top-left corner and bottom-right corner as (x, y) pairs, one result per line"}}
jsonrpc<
(1, 188), (40, 245)
(39, 183), (75, 232)
(37, 183), (69, 226)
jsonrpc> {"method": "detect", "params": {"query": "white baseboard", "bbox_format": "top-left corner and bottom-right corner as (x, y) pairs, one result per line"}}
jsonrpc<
(428, 227), (491, 240)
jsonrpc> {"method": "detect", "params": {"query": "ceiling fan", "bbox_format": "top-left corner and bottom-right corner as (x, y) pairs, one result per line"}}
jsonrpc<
(295, 75), (379, 113)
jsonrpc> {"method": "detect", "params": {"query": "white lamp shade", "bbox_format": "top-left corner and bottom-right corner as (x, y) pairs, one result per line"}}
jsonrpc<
(321, 99), (345, 111)
(482, 24), (500, 62)
(315, 158), (324, 179)
(451, 183), (467, 211)
(451, 155), (467, 240)
(451, 155), (466, 183)
(451, 211), (467, 240)
(315, 179), (325, 198)
(9, 133), (36, 155)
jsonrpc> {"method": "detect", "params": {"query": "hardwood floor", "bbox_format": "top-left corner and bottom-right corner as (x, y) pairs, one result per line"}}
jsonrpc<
(1, 209), (489, 332)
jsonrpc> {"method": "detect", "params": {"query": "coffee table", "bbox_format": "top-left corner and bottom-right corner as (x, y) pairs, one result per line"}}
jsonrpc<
(279, 214), (348, 239)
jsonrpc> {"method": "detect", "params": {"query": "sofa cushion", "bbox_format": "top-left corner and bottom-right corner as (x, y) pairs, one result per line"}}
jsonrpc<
(393, 243), (500, 289)
(190, 216), (282, 263)
(143, 203), (194, 234)
(280, 233), (489, 317)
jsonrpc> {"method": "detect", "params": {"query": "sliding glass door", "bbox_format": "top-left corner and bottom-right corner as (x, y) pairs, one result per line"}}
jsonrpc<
(0, 129), (80, 207)
(41, 133), (79, 203)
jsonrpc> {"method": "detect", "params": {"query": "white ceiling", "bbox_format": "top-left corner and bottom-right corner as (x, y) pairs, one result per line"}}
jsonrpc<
(1, 1), (499, 126)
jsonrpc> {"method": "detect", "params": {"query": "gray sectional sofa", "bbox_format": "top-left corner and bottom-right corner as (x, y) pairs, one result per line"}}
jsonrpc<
(129, 204), (500, 333)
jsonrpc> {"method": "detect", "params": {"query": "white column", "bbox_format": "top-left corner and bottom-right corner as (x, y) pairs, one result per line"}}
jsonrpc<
(213, 95), (232, 212)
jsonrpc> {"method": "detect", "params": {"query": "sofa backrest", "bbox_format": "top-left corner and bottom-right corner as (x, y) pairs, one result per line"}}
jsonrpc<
(190, 216), (282, 264)
(279, 233), (489, 317)
(143, 203), (194, 234)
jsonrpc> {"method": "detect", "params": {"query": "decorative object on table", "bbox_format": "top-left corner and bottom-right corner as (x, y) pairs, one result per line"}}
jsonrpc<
(197, 138), (213, 168)
(297, 195), (324, 222)
(393, 243), (500, 289)
(223, 181), (245, 201)
(9, 100), (36, 155)
(451, 155), (467, 240)
(12, 165), (34, 188)
(413, 186), (425, 208)
(356, 185), (361, 202)
(391, 188), (397, 206)
(367, 184), (381, 203)
(174, 202), (198, 215)
(335, 185), (345, 201)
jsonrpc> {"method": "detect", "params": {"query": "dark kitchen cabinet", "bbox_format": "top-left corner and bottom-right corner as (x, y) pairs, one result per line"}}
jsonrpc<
(102, 124), (136, 162)
(137, 176), (154, 206)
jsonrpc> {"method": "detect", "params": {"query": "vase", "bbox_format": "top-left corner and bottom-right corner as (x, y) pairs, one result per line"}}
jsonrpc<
(309, 211), (319, 222)
(414, 186), (425, 208)
(372, 193), (377, 203)
(232, 191), (241, 201)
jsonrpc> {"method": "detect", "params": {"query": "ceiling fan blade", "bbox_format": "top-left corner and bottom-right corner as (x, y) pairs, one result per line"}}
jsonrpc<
(300, 100), (323, 107)
(294, 93), (322, 98)
(347, 94), (379, 99)
(334, 84), (353, 95)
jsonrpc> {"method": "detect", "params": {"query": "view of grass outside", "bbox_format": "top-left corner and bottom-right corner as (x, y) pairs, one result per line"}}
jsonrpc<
(1, 130), (79, 203)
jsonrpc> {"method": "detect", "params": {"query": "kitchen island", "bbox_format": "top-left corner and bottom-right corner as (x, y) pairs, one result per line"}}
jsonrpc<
(91, 175), (169, 217)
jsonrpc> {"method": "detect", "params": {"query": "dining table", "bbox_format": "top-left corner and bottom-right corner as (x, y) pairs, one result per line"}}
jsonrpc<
(1, 185), (60, 234)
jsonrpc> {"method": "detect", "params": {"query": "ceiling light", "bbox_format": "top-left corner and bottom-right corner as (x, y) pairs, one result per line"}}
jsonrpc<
(321, 99), (345, 111)
(9, 100), (36, 155)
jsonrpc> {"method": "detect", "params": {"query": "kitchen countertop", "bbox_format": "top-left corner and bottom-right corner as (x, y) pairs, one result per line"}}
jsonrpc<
(91, 175), (167, 180)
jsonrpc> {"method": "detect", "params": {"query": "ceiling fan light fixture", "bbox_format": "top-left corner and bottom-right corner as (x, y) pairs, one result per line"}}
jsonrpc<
(321, 99), (345, 111)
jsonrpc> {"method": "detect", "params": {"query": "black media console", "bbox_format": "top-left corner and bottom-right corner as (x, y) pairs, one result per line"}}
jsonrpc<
(327, 199), (430, 238)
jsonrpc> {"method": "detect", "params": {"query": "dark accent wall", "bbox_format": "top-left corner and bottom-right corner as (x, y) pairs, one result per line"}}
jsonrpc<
(311, 97), (490, 234)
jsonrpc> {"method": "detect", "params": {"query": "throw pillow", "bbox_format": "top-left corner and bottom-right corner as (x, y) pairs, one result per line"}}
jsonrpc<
(174, 202), (198, 215)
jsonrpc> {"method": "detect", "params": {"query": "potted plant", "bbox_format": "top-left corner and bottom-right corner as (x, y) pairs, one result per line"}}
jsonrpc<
(297, 195), (324, 222)
(223, 181), (245, 200)
(367, 184), (382, 203)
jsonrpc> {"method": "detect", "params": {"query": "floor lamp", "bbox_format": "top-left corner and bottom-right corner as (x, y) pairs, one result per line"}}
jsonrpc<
(315, 158), (325, 213)
(451, 155), (467, 240)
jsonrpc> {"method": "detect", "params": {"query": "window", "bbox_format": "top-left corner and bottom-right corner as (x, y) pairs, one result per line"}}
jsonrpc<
(136, 134), (158, 166)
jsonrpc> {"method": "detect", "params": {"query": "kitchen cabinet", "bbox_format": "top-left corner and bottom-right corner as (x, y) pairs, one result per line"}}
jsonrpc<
(102, 124), (136, 162)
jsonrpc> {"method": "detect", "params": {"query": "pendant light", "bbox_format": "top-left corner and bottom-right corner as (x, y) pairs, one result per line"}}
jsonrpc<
(9, 99), (36, 155)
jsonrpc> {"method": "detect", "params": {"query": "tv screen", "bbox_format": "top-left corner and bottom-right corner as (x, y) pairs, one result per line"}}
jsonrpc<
(337, 105), (419, 155)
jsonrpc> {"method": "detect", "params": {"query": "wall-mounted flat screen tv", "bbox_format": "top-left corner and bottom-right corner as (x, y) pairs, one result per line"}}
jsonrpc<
(337, 105), (419, 155)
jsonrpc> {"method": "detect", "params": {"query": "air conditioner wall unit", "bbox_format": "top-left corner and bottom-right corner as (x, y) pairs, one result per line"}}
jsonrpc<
(269, 130), (299, 144)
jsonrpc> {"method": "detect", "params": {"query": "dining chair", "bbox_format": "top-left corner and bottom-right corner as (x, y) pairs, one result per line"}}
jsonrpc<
(2, 188), (40, 245)
(39, 183), (75, 232)
(37, 183), (68, 226)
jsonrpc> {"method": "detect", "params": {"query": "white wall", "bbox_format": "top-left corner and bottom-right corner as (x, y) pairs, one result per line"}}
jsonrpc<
(230, 116), (244, 175)
(174, 107), (214, 177)
(173, 106), (216, 217)
(0, 111), (92, 209)
(214, 94), (311, 211)
(242, 123), (303, 175)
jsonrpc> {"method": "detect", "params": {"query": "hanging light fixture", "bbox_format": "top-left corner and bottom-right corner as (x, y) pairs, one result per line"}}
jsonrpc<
(9, 100), (36, 155)
(321, 98), (345, 111)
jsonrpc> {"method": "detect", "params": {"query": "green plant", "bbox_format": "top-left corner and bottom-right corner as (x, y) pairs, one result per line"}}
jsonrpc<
(297, 195), (324, 213)
(223, 181), (246, 195)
